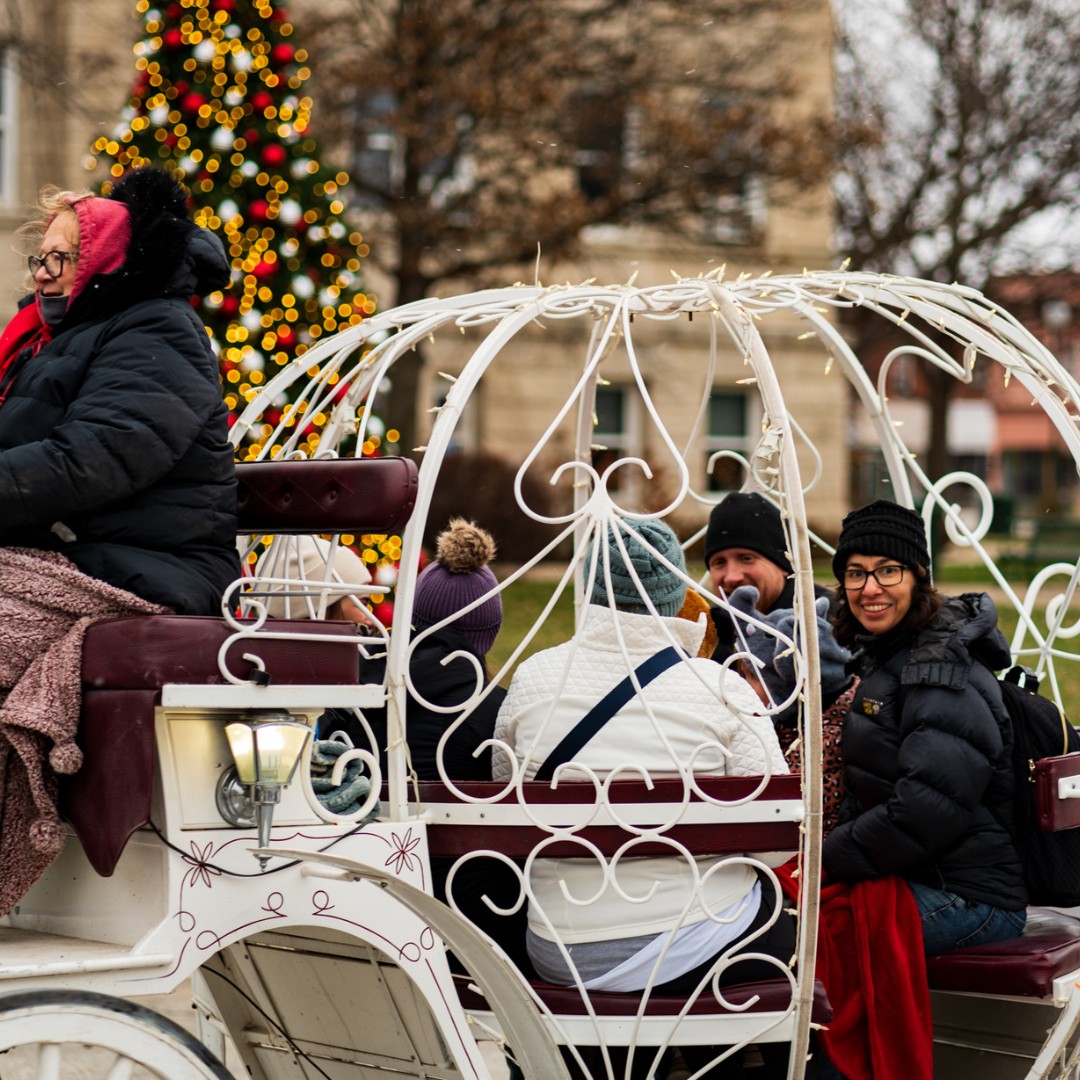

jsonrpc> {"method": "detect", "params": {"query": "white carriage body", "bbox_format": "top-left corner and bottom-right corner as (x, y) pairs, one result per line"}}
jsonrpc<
(3, 270), (1080, 1079)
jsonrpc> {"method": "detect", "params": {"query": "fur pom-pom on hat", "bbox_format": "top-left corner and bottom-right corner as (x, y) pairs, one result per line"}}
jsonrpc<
(435, 518), (497, 574)
(108, 166), (191, 223)
(105, 167), (229, 299)
(48, 741), (83, 775)
(414, 519), (502, 656)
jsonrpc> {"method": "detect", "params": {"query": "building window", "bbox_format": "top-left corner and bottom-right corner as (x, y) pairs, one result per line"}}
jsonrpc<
(348, 88), (400, 209)
(591, 385), (642, 490)
(701, 174), (764, 246)
(703, 390), (754, 490)
(348, 89), (472, 215)
(0, 48), (16, 205)
(697, 96), (764, 246)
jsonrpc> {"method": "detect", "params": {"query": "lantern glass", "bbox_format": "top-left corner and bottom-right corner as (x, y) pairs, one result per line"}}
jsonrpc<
(224, 716), (310, 786)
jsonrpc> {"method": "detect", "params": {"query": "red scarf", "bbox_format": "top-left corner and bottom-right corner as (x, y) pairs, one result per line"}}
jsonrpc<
(777, 864), (934, 1080)
(0, 304), (51, 409)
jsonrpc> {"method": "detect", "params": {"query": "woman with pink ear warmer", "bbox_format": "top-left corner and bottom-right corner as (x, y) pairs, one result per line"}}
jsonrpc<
(0, 167), (238, 615)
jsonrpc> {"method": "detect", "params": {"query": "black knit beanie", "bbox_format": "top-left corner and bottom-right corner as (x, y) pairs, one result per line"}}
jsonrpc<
(831, 499), (930, 581)
(704, 492), (792, 573)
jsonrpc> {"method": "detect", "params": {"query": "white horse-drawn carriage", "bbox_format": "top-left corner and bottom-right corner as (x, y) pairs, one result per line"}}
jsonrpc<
(3, 271), (1080, 1079)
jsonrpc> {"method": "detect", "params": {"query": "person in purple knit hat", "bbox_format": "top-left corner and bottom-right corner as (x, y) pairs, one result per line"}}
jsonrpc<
(326, 517), (505, 781)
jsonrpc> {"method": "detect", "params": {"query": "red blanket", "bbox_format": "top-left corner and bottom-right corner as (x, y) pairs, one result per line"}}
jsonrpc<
(778, 866), (933, 1080)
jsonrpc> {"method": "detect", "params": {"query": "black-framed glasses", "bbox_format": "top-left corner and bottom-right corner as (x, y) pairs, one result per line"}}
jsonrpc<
(28, 249), (79, 280)
(842, 564), (906, 590)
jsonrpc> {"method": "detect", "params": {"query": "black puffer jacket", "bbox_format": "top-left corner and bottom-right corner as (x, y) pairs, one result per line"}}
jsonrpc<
(822, 593), (1027, 911)
(325, 625), (505, 781)
(0, 171), (238, 614)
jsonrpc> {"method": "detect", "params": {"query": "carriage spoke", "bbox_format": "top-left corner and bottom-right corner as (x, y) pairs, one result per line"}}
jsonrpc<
(35, 1045), (60, 1080)
(105, 1055), (136, 1080)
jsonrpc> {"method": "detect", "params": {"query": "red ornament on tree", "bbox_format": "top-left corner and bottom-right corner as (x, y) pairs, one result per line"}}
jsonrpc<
(252, 260), (278, 282)
(210, 0), (235, 11)
(250, 91), (273, 113)
(270, 44), (295, 68)
(247, 200), (269, 223)
(275, 325), (296, 349)
(220, 295), (240, 317)
(162, 28), (183, 50)
(262, 144), (287, 169)
(372, 600), (395, 627)
(181, 93), (206, 115)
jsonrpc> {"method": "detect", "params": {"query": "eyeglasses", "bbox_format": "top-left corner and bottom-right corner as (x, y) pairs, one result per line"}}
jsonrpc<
(842, 565), (906, 590)
(28, 249), (79, 280)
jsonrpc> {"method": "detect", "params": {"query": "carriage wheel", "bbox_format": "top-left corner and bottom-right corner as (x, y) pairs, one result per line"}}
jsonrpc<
(0, 989), (232, 1080)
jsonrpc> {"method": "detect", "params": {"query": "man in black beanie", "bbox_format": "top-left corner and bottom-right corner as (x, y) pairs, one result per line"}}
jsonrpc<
(704, 491), (832, 664)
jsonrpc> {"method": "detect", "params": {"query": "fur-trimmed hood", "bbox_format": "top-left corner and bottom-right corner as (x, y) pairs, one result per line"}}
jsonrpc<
(58, 169), (229, 328)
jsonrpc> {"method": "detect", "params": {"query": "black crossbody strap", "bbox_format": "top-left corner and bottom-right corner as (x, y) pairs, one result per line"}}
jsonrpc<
(534, 645), (682, 783)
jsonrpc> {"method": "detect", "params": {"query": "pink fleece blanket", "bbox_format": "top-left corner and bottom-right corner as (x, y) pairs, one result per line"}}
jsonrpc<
(0, 547), (165, 914)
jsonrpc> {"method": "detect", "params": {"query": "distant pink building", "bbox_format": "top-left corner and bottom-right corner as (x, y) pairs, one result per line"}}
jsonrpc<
(848, 273), (1080, 524)
(986, 274), (1080, 517)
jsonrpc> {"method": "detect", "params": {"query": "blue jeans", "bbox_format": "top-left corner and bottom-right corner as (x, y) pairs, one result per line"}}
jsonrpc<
(908, 882), (1027, 956)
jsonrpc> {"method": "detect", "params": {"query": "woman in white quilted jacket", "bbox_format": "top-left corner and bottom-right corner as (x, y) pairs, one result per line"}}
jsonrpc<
(492, 518), (793, 1079)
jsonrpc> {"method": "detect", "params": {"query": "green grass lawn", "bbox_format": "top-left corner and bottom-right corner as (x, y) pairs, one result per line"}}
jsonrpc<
(488, 578), (576, 682)
(487, 573), (1080, 715)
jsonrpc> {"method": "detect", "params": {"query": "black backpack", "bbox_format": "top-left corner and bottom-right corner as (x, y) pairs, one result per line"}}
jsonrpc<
(1000, 665), (1080, 907)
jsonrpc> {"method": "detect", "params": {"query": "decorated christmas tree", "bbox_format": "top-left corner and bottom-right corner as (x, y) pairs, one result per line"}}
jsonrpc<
(85, 0), (378, 462)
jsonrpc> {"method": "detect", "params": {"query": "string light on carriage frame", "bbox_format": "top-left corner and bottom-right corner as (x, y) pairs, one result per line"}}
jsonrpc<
(215, 710), (311, 870)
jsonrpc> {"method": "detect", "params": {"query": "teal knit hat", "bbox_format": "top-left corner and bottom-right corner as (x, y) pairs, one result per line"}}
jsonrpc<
(590, 519), (687, 617)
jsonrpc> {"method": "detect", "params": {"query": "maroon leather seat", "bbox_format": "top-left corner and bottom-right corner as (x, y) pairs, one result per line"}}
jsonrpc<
(417, 775), (804, 858)
(235, 455), (417, 535)
(81, 614), (361, 688)
(926, 907), (1080, 998)
(456, 974), (832, 1023)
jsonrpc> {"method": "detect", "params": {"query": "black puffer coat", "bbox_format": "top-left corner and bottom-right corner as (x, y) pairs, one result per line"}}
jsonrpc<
(822, 593), (1027, 911)
(0, 172), (238, 614)
(325, 626), (505, 781)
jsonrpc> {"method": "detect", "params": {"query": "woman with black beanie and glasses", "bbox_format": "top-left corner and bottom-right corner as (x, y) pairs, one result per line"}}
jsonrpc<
(823, 499), (1027, 955)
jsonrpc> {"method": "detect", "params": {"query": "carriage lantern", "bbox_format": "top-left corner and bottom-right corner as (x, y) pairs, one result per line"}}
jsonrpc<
(216, 711), (312, 869)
